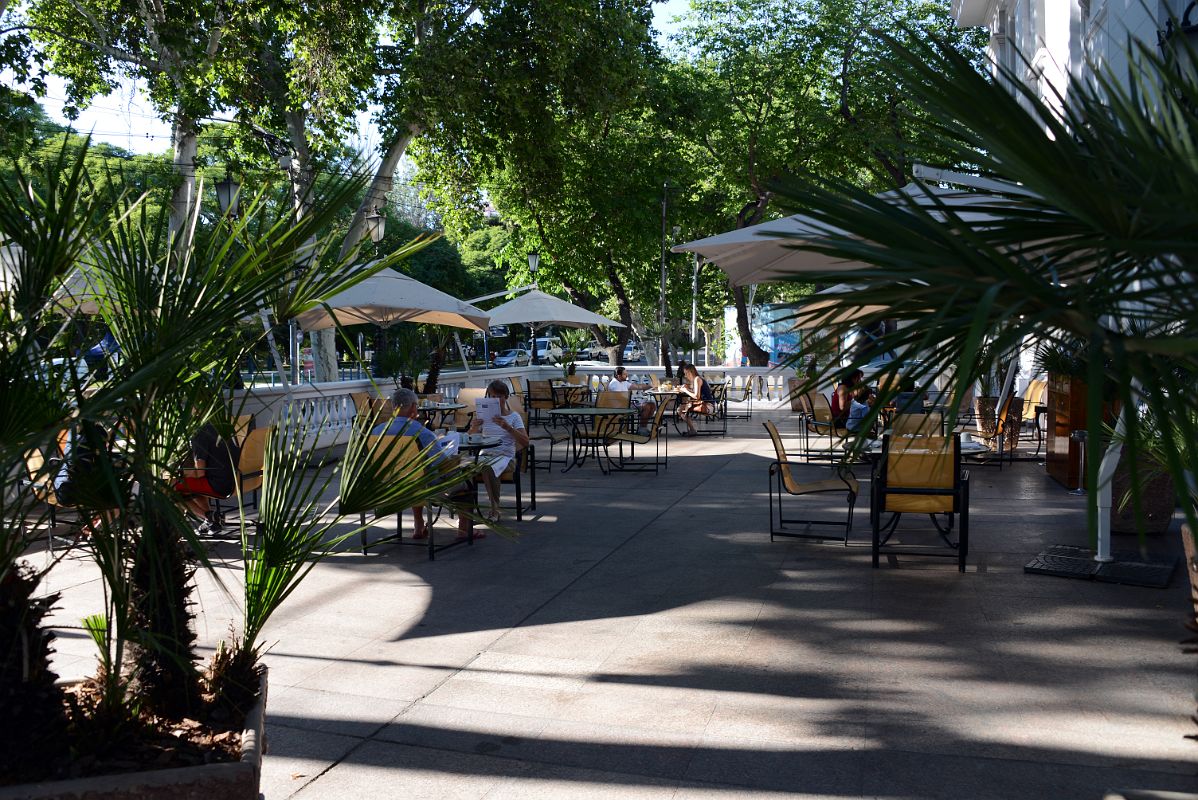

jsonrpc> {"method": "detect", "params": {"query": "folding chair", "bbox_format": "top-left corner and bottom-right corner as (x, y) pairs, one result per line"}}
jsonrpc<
(763, 420), (857, 543)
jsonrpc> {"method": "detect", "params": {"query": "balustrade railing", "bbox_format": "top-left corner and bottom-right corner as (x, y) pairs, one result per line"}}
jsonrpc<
(234, 363), (799, 451)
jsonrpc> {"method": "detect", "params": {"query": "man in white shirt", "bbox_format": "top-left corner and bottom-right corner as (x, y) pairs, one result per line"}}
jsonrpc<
(607, 367), (657, 431)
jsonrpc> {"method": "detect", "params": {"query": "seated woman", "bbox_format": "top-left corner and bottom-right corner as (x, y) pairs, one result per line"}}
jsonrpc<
(677, 362), (714, 437)
(830, 368), (865, 427)
(468, 380), (529, 525)
(606, 366), (657, 432)
(845, 385), (874, 433)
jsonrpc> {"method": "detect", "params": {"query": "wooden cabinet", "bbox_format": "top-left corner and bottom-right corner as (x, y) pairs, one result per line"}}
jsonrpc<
(1046, 374), (1086, 488)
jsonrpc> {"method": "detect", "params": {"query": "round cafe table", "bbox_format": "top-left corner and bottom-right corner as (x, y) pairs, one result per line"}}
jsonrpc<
(547, 406), (636, 474)
(419, 402), (464, 430)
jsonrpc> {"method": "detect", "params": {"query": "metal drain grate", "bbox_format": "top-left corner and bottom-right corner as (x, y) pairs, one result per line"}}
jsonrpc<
(1024, 545), (1177, 588)
(1024, 552), (1099, 579)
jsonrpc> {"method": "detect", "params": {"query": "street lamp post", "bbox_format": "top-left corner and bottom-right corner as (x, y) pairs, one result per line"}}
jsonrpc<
(214, 173), (241, 218)
(659, 183), (671, 373)
(528, 250), (540, 365)
(690, 254), (700, 363)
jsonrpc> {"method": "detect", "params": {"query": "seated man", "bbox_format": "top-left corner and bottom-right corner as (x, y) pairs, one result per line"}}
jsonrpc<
(176, 422), (241, 532)
(607, 366), (658, 432)
(374, 387), (474, 540)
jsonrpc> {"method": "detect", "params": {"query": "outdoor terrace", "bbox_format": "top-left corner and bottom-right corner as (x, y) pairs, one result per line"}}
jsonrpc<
(33, 402), (1196, 799)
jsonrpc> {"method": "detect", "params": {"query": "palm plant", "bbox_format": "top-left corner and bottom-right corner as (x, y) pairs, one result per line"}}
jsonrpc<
(0, 143), (491, 783)
(777, 34), (1198, 534)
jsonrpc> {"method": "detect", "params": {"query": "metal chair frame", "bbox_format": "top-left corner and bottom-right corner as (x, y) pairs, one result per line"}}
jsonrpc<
(870, 433), (971, 572)
(764, 421), (858, 543)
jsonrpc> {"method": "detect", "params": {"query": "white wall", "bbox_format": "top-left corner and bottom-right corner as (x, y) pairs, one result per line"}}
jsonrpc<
(957, 0), (1177, 109)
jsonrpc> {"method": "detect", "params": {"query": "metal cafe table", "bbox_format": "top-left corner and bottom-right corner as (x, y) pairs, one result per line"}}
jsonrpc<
(551, 381), (593, 408)
(546, 406), (636, 474)
(419, 401), (465, 430)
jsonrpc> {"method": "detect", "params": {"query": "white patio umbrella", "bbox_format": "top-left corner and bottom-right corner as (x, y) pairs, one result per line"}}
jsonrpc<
(485, 289), (623, 364)
(672, 183), (1012, 286)
(294, 267), (490, 332)
(484, 289), (623, 329)
(788, 283), (894, 329)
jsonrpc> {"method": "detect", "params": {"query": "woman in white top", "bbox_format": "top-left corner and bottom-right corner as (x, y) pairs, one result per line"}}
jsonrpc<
(607, 366), (657, 430)
(468, 380), (529, 524)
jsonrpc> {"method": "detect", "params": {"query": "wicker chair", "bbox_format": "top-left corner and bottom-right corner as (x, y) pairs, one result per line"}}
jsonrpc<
(763, 420), (858, 543)
(871, 433), (970, 571)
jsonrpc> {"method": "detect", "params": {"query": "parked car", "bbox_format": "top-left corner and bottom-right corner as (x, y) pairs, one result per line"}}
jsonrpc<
(623, 342), (645, 362)
(580, 340), (607, 360)
(492, 348), (531, 367)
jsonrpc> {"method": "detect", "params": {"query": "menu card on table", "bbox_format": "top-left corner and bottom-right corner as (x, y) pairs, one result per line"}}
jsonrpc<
(475, 397), (502, 424)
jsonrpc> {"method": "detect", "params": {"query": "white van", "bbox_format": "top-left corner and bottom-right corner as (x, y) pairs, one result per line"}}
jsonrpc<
(532, 336), (563, 363)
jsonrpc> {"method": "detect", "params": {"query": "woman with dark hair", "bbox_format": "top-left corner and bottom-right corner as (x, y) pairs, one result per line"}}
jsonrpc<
(830, 369), (864, 426)
(677, 363), (714, 437)
(468, 380), (529, 524)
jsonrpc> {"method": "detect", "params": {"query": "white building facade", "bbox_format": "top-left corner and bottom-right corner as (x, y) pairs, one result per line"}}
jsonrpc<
(951, 1), (1187, 107)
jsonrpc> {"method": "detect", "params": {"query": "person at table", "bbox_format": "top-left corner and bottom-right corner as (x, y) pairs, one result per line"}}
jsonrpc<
(607, 366), (658, 432)
(374, 387), (474, 540)
(845, 386), (874, 434)
(176, 421), (242, 533)
(677, 362), (714, 437)
(468, 380), (529, 525)
(830, 368), (865, 426)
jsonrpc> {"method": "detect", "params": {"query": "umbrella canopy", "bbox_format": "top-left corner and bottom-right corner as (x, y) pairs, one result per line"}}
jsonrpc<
(789, 283), (894, 330)
(673, 183), (1011, 286)
(485, 289), (623, 329)
(294, 267), (489, 331)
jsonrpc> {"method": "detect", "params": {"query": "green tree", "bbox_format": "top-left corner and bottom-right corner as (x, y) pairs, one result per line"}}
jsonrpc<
(778, 36), (1198, 533)
(208, 0), (655, 380)
(25, 0), (236, 241)
(671, 0), (984, 365)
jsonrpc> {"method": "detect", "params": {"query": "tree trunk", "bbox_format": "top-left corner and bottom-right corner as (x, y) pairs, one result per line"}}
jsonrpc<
(313, 125), (420, 382)
(732, 197), (771, 367)
(732, 281), (769, 366)
(601, 252), (634, 366)
(168, 113), (198, 252)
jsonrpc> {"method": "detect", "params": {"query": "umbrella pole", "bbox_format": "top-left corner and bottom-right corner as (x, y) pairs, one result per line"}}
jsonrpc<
(453, 330), (471, 376)
(259, 309), (294, 399)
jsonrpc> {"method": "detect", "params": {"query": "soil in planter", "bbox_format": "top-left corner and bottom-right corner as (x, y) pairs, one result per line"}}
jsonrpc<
(8, 679), (248, 785)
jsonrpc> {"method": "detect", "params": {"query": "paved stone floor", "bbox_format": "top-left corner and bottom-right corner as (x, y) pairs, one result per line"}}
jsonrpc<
(34, 407), (1198, 798)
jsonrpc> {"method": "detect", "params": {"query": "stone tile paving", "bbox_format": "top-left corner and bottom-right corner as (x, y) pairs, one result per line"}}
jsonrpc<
(32, 407), (1197, 798)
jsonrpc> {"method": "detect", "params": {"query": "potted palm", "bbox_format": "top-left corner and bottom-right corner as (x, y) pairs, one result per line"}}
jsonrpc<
(559, 329), (590, 378)
(0, 146), (490, 795)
